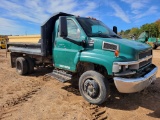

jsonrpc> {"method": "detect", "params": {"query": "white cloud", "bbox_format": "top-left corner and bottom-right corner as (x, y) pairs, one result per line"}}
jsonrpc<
(121, 0), (158, 22)
(0, 0), (50, 24)
(108, 1), (130, 23)
(132, 10), (140, 14)
(121, 0), (150, 10)
(0, 18), (25, 35)
(134, 6), (158, 19)
(121, 0), (150, 17)
(72, 2), (97, 16)
(0, 0), (97, 24)
(45, 0), (77, 14)
(0, 0), (97, 35)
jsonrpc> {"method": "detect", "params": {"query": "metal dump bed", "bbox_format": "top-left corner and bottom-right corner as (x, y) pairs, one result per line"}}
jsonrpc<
(7, 12), (73, 57)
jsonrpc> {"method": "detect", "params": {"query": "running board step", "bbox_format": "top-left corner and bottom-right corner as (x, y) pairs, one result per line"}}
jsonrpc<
(45, 70), (72, 83)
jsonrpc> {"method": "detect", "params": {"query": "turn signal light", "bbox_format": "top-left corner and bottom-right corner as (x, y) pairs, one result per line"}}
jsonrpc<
(115, 50), (119, 57)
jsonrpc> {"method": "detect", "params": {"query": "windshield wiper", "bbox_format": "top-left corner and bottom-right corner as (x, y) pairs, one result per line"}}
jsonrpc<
(96, 33), (111, 38)
(99, 34), (111, 38)
(90, 33), (111, 38)
(110, 35), (121, 38)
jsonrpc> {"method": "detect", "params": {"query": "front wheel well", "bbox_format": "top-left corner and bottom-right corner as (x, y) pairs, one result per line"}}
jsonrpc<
(75, 62), (108, 78)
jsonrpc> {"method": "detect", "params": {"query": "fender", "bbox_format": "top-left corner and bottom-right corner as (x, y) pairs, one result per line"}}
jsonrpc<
(74, 50), (113, 75)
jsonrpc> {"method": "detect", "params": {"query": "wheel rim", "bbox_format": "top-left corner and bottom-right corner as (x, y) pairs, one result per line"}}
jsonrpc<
(83, 79), (99, 98)
(17, 61), (22, 72)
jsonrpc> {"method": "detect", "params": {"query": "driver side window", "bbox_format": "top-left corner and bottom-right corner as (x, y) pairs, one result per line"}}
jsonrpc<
(67, 19), (80, 39)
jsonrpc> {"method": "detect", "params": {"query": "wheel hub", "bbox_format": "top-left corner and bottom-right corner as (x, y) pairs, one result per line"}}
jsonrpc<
(84, 79), (99, 98)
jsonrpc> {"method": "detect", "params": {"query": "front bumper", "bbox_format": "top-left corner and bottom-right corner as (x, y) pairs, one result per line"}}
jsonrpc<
(113, 66), (158, 93)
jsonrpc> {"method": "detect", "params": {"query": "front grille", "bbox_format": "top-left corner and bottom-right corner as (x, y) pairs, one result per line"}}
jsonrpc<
(139, 50), (152, 59)
(102, 42), (118, 51)
(139, 58), (152, 68)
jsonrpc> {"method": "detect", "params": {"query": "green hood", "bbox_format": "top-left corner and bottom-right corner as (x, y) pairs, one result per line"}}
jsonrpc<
(90, 37), (151, 61)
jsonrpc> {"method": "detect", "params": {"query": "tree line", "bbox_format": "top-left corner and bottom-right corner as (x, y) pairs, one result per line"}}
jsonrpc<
(119, 19), (160, 39)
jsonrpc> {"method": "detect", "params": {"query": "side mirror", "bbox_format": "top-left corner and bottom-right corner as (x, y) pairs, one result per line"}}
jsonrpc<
(113, 26), (117, 34)
(59, 16), (68, 37)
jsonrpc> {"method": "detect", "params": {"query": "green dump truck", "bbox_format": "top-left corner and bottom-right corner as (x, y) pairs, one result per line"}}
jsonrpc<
(7, 12), (158, 104)
(137, 31), (160, 49)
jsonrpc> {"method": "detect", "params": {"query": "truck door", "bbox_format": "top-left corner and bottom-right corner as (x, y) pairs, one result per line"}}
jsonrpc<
(53, 18), (83, 71)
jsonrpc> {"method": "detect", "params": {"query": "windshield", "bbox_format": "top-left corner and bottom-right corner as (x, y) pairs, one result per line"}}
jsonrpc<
(77, 18), (121, 38)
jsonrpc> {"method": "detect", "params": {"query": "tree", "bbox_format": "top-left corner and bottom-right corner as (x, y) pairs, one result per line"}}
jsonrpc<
(149, 23), (159, 37)
(124, 29), (130, 34)
(140, 24), (150, 33)
(120, 19), (160, 39)
(155, 19), (160, 37)
(139, 23), (158, 37)
(129, 27), (140, 38)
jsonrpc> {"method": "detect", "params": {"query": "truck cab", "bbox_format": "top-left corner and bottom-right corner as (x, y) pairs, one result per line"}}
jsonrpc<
(7, 12), (158, 104)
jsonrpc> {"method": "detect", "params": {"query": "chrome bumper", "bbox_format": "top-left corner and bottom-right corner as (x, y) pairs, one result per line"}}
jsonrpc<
(113, 67), (158, 93)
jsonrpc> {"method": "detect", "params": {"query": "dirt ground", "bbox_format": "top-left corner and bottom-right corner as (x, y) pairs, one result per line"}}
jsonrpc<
(0, 48), (160, 120)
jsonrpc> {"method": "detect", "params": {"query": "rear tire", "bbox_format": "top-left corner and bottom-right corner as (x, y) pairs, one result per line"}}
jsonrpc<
(79, 70), (110, 105)
(25, 57), (34, 74)
(16, 57), (28, 75)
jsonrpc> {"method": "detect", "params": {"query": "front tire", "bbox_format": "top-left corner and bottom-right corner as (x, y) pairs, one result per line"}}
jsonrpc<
(79, 70), (109, 104)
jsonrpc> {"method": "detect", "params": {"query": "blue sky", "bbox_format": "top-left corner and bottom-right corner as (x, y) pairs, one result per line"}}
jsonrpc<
(0, 0), (160, 35)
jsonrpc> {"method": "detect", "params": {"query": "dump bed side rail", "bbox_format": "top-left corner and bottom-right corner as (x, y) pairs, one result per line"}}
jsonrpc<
(7, 42), (43, 56)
